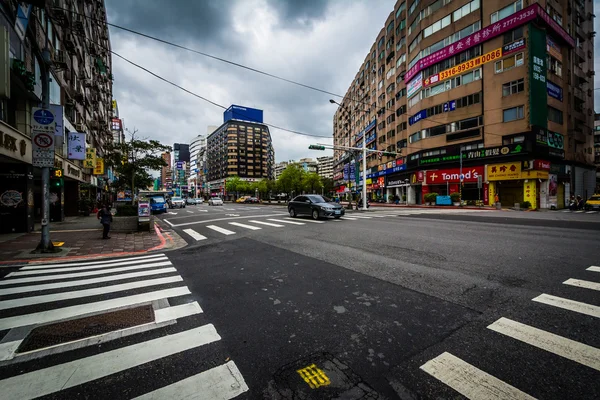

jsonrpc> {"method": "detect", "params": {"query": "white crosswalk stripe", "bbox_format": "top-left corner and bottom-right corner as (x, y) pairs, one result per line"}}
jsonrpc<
(587, 266), (600, 273)
(248, 220), (284, 227)
(183, 228), (207, 241)
(267, 218), (305, 225)
(207, 225), (236, 235)
(284, 217), (324, 224)
(563, 278), (600, 292)
(229, 222), (261, 230)
(532, 293), (600, 319)
(0, 253), (248, 399)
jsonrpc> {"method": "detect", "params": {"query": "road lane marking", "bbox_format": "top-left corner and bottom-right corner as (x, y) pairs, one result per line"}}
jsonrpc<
(183, 229), (207, 241)
(224, 208), (236, 210)
(340, 217), (357, 220)
(229, 222), (261, 230)
(170, 213), (288, 226)
(168, 212), (177, 215)
(575, 210), (585, 213)
(207, 225), (236, 235)
(163, 219), (175, 227)
(154, 301), (203, 324)
(532, 293), (600, 318)
(0, 324), (221, 400)
(186, 210), (194, 213)
(285, 218), (324, 224)
(7, 258), (170, 276)
(267, 218), (305, 225)
(0, 276), (183, 311)
(420, 352), (535, 400)
(0, 286), (191, 331)
(0, 262), (174, 286)
(487, 317), (600, 371)
(563, 278), (600, 291)
(587, 266), (600, 273)
(134, 360), (248, 400)
(586, 211), (597, 214)
(349, 215), (372, 219)
(0, 268), (178, 296)
(197, 209), (208, 212)
(21, 254), (167, 270)
(248, 220), (284, 227)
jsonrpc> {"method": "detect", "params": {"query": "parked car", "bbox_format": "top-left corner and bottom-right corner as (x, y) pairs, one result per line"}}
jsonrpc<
(584, 194), (600, 211)
(288, 195), (345, 220)
(208, 197), (224, 206)
(186, 197), (198, 205)
(195, 198), (204, 204)
(244, 197), (260, 204)
(236, 196), (249, 203)
(170, 196), (186, 208)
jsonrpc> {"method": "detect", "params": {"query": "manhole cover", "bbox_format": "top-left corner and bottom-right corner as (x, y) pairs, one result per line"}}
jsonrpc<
(270, 352), (380, 399)
(17, 305), (155, 353)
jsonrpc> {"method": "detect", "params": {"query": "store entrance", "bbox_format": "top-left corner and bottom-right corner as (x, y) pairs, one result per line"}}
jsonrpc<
(496, 181), (523, 207)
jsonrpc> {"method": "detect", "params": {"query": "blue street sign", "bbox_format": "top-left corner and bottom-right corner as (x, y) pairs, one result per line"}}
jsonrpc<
(33, 109), (54, 125)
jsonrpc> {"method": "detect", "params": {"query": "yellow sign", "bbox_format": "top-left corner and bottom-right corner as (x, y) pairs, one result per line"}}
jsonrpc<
(426, 48), (502, 85)
(84, 148), (96, 169)
(54, 169), (63, 178)
(487, 162), (521, 181)
(112, 100), (117, 110)
(524, 180), (537, 209)
(94, 158), (104, 175)
(52, 241), (64, 247)
(297, 364), (330, 389)
(521, 170), (549, 180)
(366, 178), (372, 185)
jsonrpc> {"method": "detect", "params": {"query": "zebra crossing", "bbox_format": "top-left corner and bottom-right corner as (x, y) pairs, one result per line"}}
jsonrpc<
(419, 263), (600, 398)
(561, 209), (599, 214)
(0, 253), (248, 400)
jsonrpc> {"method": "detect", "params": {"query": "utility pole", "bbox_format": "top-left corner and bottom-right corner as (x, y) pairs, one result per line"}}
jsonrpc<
(127, 128), (138, 203)
(35, 20), (54, 253)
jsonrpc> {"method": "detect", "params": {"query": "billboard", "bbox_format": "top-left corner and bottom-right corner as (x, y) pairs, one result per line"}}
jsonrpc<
(67, 132), (86, 160)
(406, 72), (423, 99)
(224, 105), (263, 124)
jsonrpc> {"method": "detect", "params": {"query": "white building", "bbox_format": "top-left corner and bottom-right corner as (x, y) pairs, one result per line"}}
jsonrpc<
(274, 161), (291, 179)
(316, 156), (333, 179)
(298, 158), (318, 173)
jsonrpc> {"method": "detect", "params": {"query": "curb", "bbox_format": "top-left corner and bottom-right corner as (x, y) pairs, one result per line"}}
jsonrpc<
(0, 225), (168, 266)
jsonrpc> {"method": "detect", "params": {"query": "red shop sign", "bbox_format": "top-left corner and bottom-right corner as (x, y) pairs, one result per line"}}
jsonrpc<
(426, 166), (484, 184)
(533, 160), (551, 170)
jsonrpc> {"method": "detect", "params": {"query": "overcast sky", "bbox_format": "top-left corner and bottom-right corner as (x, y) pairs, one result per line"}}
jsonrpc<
(105, 0), (600, 166)
(104, 0), (394, 163)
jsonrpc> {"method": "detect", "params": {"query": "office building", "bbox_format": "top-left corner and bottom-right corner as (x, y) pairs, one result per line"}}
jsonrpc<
(0, 0), (113, 232)
(317, 156), (334, 179)
(207, 105), (274, 196)
(274, 161), (290, 179)
(332, 0), (596, 208)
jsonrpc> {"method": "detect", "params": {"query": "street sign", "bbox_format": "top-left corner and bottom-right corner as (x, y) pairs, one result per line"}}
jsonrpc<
(31, 107), (56, 168)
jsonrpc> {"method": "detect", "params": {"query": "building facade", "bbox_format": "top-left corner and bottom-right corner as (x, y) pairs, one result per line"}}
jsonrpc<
(298, 157), (318, 173)
(206, 106), (274, 196)
(595, 113), (600, 190)
(188, 134), (206, 197)
(317, 156), (334, 179)
(274, 160), (290, 179)
(332, 0), (596, 208)
(0, 0), (113, 233)
(160, 152), (171, 191)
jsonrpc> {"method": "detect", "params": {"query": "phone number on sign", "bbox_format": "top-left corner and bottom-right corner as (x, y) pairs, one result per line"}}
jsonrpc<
(437, 48), (502, 81)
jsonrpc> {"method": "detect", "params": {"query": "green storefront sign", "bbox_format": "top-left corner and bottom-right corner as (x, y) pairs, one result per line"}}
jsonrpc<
(529, 24), (548, 129)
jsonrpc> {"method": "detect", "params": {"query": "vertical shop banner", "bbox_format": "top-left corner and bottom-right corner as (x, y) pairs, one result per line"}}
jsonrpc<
(84, 148), (96, 169)
(343, 164), (349, 181)
(524, 180), (537, 209)
(94, 158), (104, 175)
(67, 132), (86, 160)
(529, 24), (547, 129)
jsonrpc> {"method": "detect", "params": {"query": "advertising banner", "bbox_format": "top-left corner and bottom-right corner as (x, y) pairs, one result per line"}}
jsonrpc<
(524, 180), (537, 209)
(487, 162), (521, 181)
(546, 80), (562, 101)
(84, 148), (96, 169)
(409, 110), (427, 126)
(424, 48), (501, 87)
(546, 36), (562, 61)
(407, 72), (423, 99)
(503, 38), (526, 56)
(111, 118), (122, 131)
(67, 132), (86, 160)
(49, 104), (64, 137)
(94, 158), (104, 175)
(529, 23), (548, 129)
(343, 164), (349, 180)
(547, 131), (564, 149)
(426, 166), (484, 184)
(464, 143), (525, 160)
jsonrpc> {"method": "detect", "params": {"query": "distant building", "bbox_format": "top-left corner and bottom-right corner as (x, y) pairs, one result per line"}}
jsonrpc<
(206, 106), (275, 196)
(298, 158), (318, 174)
(317, 156), (333, 179)
(274, 161), (291, 179)
(160, 152), (172, 191)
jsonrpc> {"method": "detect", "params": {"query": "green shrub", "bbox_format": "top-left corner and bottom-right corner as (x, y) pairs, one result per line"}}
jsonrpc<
(521, 201), (532, 209)
(450, 192), (461, 201)
(115, 204), (138, 216)
(424, 193), (438, 203)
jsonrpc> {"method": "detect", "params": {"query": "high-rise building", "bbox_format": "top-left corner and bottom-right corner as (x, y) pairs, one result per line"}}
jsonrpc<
(333, 0), (596, 209)
(160, 152), (172, 191)
(595, 113), (600, 191)
(317, 156), (334, 179)
(188, 134), (206, 197)
(0, 0), (113, 232)
(207, 105), (274, 196)
(298, 158), (318, 173)
(172, 143), (190, 196)
(274, 161), (291, 179)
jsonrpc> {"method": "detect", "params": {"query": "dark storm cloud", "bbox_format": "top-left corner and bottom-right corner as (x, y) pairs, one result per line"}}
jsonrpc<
(266, 0), (334, 28)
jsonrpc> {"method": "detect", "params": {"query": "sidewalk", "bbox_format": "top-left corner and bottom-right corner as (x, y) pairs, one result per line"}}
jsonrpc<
(338, 202), (497, 211)
(0, 216), (183, 265)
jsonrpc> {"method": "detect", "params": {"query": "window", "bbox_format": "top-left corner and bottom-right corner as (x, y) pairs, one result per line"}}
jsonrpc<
(456, 91), (482, 108)
(546, 5), (562, 26)
(503, 106), (524, 122)
(377, 36), (385, 49)
(408, 0), (419, 15)
(409, 93), (421, 108)
(547, 56), (562, 77)
(423, 14), (451, 38)
(502, 79), (524, 96)
(387, 20), (394, 34)
(453, 0), (480, 22)
(396, 53), (406, 67)
(408, 17), (419, 36)
(387, 114), (396, 124)
(421, 0), (451, 19)
(386, 67), (396, 79)
(386, 129), (396, 139)
(409, 132), (420, 143)
(548, 106), (563, 124)
(491, 0), (522, 23)
(396, 2), (406, 18)
(503, 26), (523, 45)
(494, 52), (524, 73)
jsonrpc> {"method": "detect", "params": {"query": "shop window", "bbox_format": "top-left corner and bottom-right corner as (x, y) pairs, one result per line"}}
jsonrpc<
(503, 106), (524, 122)
(502, 78), (524, 96)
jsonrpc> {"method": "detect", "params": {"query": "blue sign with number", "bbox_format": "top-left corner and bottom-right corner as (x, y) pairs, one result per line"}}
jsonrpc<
(33, 109), (54, 125)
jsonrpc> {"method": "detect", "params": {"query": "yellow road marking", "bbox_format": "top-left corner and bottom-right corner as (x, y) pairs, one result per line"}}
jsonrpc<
(296, 364), (330, 389)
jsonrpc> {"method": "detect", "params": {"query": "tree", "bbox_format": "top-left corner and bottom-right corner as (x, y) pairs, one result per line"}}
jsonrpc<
(226, 176), (242, 196)
(104, 129), (171, 201)
(322, 178), (334, 197)
(278, 164), (305, 197)
(302, 172), (322, 194)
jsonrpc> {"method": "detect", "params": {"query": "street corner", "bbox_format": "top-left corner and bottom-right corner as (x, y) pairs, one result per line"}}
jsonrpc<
(267, 352), (382, 399)
(153, 220), (187, 251)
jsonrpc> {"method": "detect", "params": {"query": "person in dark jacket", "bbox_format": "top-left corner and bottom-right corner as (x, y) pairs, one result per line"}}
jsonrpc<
(98, 204), (113, 239)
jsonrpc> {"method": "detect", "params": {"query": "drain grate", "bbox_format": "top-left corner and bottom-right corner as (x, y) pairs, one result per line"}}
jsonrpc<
(17, 305), (155, 353)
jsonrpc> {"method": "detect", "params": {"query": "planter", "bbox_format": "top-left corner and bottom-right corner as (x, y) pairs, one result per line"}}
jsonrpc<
(453, 202), (460, 206)
(111, 216), (154, 233)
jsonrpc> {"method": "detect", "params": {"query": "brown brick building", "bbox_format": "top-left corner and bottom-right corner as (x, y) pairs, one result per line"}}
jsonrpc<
(333, 0), (596, 209)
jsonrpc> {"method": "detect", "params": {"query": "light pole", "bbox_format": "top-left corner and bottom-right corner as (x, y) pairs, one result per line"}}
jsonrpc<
(459, 146), (464, 207)
(329, 99), (367, 211)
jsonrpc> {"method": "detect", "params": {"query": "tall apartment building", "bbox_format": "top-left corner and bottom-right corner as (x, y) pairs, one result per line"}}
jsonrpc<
(333, 0), (596, 208)
(274, 160), (290, 179)
(298, 158), (318, 173)
(188, 134), (206, 197)
(595, 113), (600, 190)
(206, 105), (274, 196)
(317, 156), (334, 179)
(160, 152), (172, 191)
(0, 0), (113, 232)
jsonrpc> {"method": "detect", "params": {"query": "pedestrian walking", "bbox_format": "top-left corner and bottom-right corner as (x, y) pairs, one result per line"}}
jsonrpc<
(97, 204), (113, 239)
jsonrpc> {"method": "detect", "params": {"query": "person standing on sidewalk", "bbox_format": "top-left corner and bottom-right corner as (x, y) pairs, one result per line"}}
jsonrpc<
(97, 204), (113, 239)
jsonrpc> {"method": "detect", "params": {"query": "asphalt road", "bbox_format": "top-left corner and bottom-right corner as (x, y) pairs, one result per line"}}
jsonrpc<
(161, 203), (600, 399)
(0, 203), (597, 399)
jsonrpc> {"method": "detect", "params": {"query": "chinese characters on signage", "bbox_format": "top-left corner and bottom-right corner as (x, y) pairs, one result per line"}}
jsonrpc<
(487, 163), (521, 181)
(409, 101), (455, 126)
(546, 36), (562, 61)
(84, 147), (96, 169)
(547, 131), (564, 149)
(464, 143), (524, 160)
(546, 80), (562, 101)
(532, 55), (546, 83)
(67, 132), (86, 160)
(425, 48), (502, 86)
(111, 118), (122, 131)
(524, 180), (537, 209)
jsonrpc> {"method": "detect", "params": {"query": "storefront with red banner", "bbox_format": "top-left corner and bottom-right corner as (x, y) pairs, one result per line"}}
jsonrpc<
(424, 166), (485, 201)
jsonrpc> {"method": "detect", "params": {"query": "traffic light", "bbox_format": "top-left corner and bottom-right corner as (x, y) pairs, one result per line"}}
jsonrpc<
(51, 178), (63, 188)
(382, 152), (395, 157)
(308, 145), (326, 150)
(51, 169), (63, 178)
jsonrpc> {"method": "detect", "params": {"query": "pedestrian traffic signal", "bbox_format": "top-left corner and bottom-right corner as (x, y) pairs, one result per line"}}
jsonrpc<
(51, 178), (63, 188)
(308, 145), (326, 150)
(51, 169), (63, 178)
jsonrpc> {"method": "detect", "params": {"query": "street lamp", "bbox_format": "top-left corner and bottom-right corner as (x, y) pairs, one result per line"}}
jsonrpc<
(330, 99), (368, 211)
